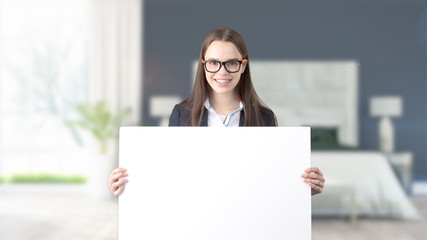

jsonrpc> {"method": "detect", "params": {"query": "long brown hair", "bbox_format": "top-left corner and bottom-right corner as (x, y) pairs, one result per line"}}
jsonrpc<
(182, 27), (276, 126)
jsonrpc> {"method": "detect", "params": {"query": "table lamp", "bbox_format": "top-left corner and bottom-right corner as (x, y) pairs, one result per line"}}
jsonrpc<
(150, 95), (182, 126)
(370, 96), (403, 153)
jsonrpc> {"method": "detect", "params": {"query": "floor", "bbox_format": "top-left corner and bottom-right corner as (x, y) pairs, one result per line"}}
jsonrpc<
(312, 196), (427, 240)
(0, 184), (426, 240)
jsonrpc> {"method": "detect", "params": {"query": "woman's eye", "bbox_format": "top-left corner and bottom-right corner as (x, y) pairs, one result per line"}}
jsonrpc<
(227, 61), (238, 66)
(208, 61), (219, 66)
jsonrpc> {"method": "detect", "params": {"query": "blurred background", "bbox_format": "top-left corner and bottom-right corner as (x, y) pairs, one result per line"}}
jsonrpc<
(1, 0), (427, 239)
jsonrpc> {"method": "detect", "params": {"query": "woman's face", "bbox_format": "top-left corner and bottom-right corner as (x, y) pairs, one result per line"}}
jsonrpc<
(203, 40), (246, 96)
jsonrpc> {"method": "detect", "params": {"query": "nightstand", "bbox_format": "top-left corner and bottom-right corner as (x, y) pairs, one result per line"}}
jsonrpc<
(386, 152), (413, 194)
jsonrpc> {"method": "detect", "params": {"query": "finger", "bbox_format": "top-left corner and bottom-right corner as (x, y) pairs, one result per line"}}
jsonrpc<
(308, 172), (319, 179)
(305, 167), (321, 173)
(305, 167), (315, 173)
(108, 172), (128, 188)
(112, 178), (128, 189)
(114, 185), (124, 197)
(311, 172), (325, 183)
(310, 183), (323, 193)
(109, 168), (125, 182)
(111, 168), (127, 174)
(304, 179), (324, 188)
(301, 168), (324, 181)
(111, 172), (128, 182)
(109, 171), (128, 184)
(110, 182), (118, 193)
(112, 178), (128, 190)
(302, 174), (325, 186)
(302, 168), (316, 177)
(308, 172), (325, 182)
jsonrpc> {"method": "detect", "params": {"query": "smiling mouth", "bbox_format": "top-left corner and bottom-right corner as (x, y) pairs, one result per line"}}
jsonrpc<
(215, 79), (231, 83)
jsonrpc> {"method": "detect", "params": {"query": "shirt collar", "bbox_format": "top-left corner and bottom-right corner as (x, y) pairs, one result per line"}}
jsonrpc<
(204, 98), (212, 110)
(204, 98), (243, 112)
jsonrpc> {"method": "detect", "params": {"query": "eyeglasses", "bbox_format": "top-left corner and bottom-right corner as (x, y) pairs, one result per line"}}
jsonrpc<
(201, 58), (247, 73)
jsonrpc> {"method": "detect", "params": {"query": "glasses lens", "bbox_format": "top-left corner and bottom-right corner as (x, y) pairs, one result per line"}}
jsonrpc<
(205, 60), (220, 72)
(225, 60), (240, 73)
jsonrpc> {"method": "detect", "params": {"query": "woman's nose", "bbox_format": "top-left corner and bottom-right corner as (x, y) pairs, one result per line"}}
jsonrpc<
(217, 63), (229, 74)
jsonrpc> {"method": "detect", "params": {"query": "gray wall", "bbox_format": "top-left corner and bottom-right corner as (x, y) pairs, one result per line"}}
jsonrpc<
(142, 0), (427, 179)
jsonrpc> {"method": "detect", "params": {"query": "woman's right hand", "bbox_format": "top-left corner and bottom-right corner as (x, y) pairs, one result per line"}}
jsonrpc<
(108, 167), (128, 197)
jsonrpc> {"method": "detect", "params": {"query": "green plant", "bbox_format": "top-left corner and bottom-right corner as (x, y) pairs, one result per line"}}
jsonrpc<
(67, 101), (131, 154)
(0, 175), (4, 183)
(9, 173), (87, 183)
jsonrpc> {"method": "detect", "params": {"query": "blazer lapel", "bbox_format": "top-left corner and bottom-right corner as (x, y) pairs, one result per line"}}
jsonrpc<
(239, 111), (245, 126)
(201, 108), (208, 126)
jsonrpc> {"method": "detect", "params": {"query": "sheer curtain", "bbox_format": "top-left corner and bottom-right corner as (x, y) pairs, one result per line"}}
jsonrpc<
(88, 0), (143, 126)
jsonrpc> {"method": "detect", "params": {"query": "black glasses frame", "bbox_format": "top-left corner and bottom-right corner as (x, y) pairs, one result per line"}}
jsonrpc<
(201, 58), (247, 73)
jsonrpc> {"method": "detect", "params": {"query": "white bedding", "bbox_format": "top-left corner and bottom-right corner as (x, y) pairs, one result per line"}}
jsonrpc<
(311, 151), (421, 220)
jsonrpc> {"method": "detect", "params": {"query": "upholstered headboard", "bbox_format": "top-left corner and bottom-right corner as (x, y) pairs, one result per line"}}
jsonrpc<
(250, 60), (359, 147)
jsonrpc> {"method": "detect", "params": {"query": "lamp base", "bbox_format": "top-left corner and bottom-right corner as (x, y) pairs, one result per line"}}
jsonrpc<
(379, 116), (394, 153)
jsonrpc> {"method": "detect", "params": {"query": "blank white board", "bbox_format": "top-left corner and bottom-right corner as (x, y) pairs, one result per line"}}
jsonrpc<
(119, 127), (311, 240)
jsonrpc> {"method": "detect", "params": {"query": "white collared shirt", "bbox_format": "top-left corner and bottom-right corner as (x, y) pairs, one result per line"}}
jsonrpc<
(204, 99), (243, 127)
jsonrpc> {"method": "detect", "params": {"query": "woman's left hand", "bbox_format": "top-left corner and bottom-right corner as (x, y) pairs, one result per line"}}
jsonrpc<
(301, 167), (325, 196)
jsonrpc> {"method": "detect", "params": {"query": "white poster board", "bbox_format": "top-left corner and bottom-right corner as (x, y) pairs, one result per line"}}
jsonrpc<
(119, 127), (311, 240)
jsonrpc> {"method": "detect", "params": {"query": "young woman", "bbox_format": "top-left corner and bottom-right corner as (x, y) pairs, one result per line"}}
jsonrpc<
(108, 28), (325, 197)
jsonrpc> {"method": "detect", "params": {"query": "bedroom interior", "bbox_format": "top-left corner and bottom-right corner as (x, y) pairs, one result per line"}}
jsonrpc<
(249, 60), (421, 221)
(141, 0), (427, 239)
(1, 0), (427, 239)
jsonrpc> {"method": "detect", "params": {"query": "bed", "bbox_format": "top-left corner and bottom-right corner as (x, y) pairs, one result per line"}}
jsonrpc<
(311, 151), (421, 220)
(308, 127), (420, 220)
(247, 60), (421, 220)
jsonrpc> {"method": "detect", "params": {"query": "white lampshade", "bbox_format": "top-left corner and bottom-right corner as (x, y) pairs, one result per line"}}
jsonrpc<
(150, 95), (182, 117)
(370, 96), (403, 117)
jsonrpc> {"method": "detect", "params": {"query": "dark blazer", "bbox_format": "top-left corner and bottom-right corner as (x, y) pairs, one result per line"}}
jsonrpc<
(168, 104), (277, 126)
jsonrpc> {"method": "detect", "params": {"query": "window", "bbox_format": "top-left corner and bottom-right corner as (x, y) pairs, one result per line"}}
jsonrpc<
(0, 0), (89, 177)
